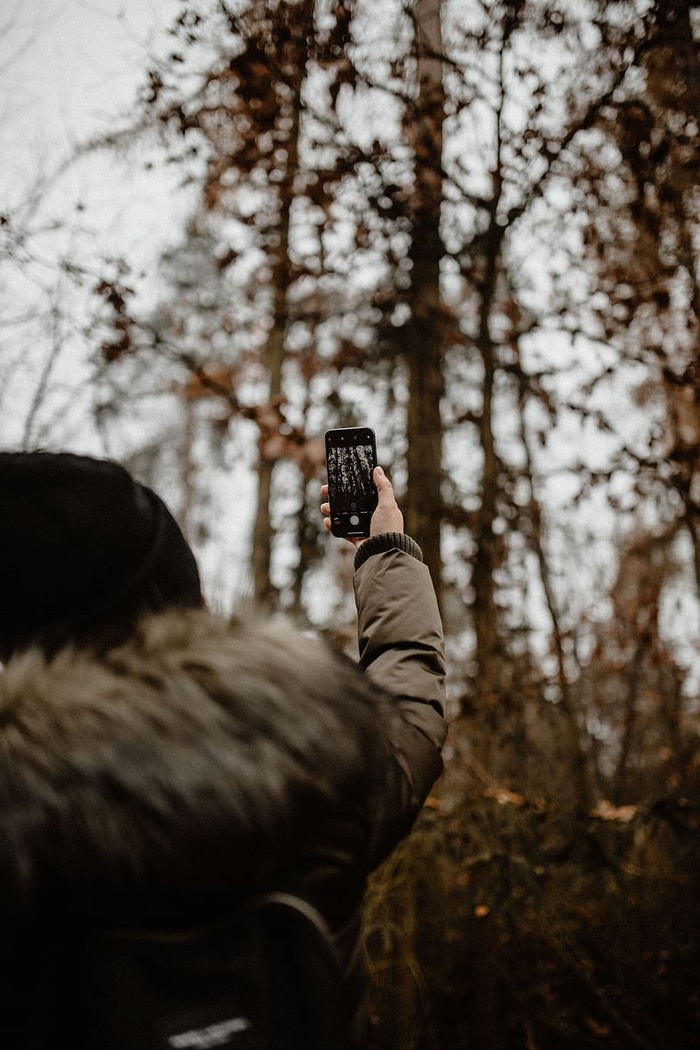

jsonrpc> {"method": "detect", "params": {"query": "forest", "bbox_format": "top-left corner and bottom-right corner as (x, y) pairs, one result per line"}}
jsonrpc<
(2, 0), (699, 1046)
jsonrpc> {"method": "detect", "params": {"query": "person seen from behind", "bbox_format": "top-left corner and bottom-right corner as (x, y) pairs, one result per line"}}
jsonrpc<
(0, 450), (446, 1048)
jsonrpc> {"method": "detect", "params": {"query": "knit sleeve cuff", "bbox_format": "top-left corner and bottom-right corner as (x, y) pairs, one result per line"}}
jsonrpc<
(353, 532), (423, 572)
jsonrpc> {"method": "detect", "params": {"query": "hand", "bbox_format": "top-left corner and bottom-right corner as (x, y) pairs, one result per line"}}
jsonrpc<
(321, 466), (404, 548)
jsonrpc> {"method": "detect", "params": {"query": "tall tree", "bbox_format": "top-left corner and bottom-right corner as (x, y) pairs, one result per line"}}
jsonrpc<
(402, 0), (447, 595)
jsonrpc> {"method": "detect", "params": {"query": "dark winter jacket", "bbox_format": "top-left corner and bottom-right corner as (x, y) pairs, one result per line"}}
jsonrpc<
(0, 539), (446, 1044)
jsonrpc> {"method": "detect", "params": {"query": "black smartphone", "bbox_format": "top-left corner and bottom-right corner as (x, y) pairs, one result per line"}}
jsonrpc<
(325, 427), (378, 538)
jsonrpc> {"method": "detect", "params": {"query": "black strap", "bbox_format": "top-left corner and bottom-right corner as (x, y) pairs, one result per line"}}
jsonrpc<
(76, 893), (353, 1050)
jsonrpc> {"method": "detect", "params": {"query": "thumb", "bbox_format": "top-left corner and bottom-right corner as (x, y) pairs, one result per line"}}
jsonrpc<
(374, 465), (395, 502)
(370, 466), (404, 535)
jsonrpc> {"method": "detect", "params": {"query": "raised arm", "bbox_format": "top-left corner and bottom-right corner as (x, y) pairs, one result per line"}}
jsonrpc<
(322, 465), (447, 861)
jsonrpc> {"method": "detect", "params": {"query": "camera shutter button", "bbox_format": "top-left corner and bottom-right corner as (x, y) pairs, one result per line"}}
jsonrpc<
(350, 514), (360, 526)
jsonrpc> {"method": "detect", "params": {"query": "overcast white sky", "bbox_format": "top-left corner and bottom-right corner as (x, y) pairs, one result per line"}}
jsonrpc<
(2, 0), (176, 184)
(1, 0), (198, 301)
(0, 1), (262, 610)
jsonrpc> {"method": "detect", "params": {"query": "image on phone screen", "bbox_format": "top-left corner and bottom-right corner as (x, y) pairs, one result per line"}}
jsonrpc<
(327, 443), (375, 512)
(325, 428), (378, 537)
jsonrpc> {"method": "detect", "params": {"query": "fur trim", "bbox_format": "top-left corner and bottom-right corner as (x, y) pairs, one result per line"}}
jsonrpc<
(0, 608), (393, 918)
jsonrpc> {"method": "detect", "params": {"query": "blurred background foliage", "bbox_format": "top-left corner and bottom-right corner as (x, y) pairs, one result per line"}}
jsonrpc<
(2, 0), (699, 1044)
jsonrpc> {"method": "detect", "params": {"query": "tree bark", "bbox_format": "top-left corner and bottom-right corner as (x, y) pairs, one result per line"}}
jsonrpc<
(403, 0), (446, 601)
(250, 3), (309, 605)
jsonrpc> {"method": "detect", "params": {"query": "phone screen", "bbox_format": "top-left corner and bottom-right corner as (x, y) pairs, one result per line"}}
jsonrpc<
(325, 428), (378, 537)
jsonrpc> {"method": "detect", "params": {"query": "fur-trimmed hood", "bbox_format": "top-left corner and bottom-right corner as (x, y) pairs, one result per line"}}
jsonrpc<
(0, 608), (395, 922)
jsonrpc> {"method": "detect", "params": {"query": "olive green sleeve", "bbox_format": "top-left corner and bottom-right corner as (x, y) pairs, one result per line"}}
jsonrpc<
(353, 543), (447, 856)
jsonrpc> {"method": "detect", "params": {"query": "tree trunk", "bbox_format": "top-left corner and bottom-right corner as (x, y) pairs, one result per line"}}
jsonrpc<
(403, 0), (445, 601)
(471, 218), (505, 707)
(250, 5), (309, 605)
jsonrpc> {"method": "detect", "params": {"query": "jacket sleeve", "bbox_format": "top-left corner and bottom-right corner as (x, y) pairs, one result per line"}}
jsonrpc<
(353, 536), (447, 865)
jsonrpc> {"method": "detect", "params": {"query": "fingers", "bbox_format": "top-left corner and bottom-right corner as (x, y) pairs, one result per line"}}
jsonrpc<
(320, 485), (331, 531)
(320, 498), (331, 532)
(320, 500), (331, 533)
